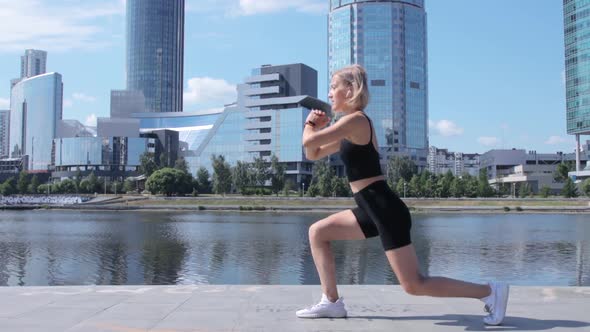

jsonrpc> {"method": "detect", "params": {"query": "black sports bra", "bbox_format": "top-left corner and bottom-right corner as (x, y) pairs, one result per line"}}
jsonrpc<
(339, 113), (383, 181)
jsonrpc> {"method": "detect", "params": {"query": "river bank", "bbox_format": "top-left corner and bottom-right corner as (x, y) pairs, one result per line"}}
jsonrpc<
(2, 195), (589, 213)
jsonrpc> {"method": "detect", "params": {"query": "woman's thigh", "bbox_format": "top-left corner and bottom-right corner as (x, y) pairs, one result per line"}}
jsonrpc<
(309, 209), (367, 242)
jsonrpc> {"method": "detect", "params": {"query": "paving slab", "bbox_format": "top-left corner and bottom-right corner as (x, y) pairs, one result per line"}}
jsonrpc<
(0, 285), (588, 331)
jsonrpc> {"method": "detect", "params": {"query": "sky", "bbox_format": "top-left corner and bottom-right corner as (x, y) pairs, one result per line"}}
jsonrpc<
(0, 0), (572, 154)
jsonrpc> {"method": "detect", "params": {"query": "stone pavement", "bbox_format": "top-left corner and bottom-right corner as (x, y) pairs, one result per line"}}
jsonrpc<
(0, 285), (589, 332)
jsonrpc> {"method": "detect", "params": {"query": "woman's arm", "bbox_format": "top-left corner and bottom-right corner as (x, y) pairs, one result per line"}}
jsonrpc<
(302, 112), (358, 150)
(305, 141), (341, 161)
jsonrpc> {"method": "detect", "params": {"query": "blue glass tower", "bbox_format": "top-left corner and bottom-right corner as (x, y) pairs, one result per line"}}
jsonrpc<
(329, 0), (428, 165)
(126, 0), (184, 113)
(564, 0), (590, 172)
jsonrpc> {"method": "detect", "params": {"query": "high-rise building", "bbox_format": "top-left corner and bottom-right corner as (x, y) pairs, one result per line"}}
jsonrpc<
(9, 73), (63, 171)
(564, 0), (590, 173)
(126, 0), (184, 113)
(10, 49), (47, 88)
(0, 110), (9, 157)
(20, 49), (47, 79)
(328, 0), (428, 166)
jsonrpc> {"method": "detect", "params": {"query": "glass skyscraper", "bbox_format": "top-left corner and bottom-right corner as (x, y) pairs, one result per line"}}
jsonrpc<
(564, 0), (590, 172)
(126, 0), (184, 113)
(9, 73), (63, 171)
(329, 0), (428, 165)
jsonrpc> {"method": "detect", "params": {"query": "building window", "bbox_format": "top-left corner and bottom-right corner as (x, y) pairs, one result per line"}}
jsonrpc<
(371, 79), (386, 86)
(410, 82), (420, 89)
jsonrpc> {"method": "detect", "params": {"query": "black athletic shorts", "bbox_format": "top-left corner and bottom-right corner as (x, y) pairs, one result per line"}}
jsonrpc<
(351, 180), (412, 251)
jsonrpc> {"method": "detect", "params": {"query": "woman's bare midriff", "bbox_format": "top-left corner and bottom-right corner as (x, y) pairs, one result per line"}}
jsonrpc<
(349, 174), (386, 194)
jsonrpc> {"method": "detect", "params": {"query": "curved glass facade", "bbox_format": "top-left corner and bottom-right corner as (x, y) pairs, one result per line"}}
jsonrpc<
(54, 137), (149, 170)
(564, 0), (590, 135)
(9, 73), (63, 171)
(329, 0), (428, 161)
(127, 0), (184, 113)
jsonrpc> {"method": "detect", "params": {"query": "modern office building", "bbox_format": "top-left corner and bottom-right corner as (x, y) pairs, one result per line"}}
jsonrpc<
(126, 0), (184, 113)
(132, 109), (222, 174)
(329, 0), (428, 166)
(9, 72), (63, 171)
(0, 110), (9, 158)
(481, 147), (589, 194)
(427, 146), (480, 177)
(110, 90), (146, 118)
(564, 0), (590, 174)
(133, 63), (329, 186)
(52, 136), (152, 179)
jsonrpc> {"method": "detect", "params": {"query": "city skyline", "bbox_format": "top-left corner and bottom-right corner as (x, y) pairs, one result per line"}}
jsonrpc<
(0, 0), (571, 154)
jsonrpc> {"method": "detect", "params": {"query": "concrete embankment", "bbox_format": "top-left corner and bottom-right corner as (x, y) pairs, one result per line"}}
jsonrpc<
(0, 285), (588, 331)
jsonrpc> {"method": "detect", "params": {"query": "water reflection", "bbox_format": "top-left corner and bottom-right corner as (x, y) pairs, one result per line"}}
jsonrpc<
(0, 211), (588, 286)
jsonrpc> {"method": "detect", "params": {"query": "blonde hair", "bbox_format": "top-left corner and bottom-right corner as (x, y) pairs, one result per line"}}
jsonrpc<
(333, 64), (370, 111)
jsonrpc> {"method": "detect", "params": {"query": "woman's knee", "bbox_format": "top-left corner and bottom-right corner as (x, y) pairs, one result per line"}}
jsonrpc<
(308, 221), (327, 243)
(400, 274), (426, 296)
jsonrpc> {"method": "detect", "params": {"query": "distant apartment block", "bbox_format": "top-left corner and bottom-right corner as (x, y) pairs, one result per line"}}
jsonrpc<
(0, 110), (9, 157)
(427, 146), (480, 177)
(11, 49), (47, 88)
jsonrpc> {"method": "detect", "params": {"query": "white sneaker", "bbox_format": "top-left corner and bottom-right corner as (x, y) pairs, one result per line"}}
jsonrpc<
(296, 294), (347, 318)
(481, 282), (509, 325)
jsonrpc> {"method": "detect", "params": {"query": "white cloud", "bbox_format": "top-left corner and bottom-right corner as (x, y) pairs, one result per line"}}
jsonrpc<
(183, 77), (236, 106)
(63, 99), (73, 108)
(72, 93), (97, 103)
(429, 119), (464, 137)
(545, 135), (568, 145)
(0, 0), (123, 52)
(478, 136), (500, 147)
(85, 114), (97, 127)
(0, 98), (9, 109)
(238, 0), (327, 15)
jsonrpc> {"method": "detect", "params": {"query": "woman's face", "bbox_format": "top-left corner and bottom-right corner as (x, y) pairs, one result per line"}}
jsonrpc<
(328, 76), (352, 113)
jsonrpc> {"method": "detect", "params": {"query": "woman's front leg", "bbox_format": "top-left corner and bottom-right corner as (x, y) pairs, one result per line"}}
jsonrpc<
(308, 209), (367, 302)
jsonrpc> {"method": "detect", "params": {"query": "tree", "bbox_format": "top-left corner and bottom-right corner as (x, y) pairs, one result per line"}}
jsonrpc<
(146, 168), (193, 196)
(408, 175), (421, 197)
(196, 167), (211, 194)
(60, 179), (77, 194)
(561, 177), (579, 198)
(438, 170), (454, 198)
(252, 156), (270, 187)
(139, 152), (158, 177)
(124, 178), (136, 193)
(386, 156), (417, 185)
(308, 158), (334, 197)
(270, 155), (286, 196)
(477, 168), (494, 197)
(539, 185), (551, 198)
(331, 177), (351, 197)
(232, 161), (252, 194)
(110, 180), (123, 194)
(283, 179), (296, 196)
(211, 155), (232, 195)
(519, 183), (532, 198)
(1, 177), (17, 196)
(581, 178), (590, 197)
(554, 163), (571, 183)
(17, 171), (29, 194)
(450, 177), (465, 198)
(86, 172), (101, 194)
(29, 175), (40, 194)
(74, 168), (83, 193)
(174, 157), (190, 174)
